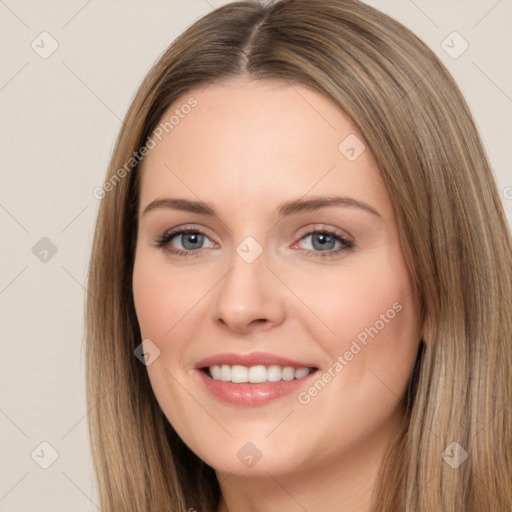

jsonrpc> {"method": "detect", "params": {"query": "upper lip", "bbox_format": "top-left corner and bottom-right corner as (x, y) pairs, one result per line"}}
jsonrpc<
(195, 352), (317, 369)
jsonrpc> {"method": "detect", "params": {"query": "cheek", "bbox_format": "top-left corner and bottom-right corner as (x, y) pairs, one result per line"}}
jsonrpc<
(132, 254), (201, 429)
(132, 252), (202, 341)
(132, 263), (167, 339)
(289, 253), (420, 399)
(288, 260), (417, 346)
(329, 270), (415, 346)
(287, 261), (419, 451)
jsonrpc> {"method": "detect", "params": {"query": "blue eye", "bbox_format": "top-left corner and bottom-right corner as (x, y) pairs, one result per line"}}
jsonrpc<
(295, 229), (353, 258)
(155, 228), (215, 257)
(309, 232), (337, 250)
(155, 226), (354, 259)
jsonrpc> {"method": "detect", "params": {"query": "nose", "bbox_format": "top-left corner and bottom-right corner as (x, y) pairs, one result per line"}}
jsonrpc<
(212, 244), (286, 335)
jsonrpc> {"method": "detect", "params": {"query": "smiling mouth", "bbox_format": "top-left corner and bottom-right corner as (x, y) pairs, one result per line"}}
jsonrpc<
(202, 364), (317, 383)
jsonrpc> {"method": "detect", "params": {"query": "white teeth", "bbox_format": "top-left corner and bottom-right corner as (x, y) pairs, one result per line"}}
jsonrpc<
(210, 365), (222, 380)
(294, 367), (310, 379)
(248, 365), (267, 383)
(220, 364), (230, 381)
(282, 367), (295, 381)
(267, 365), (282, 382)
(231, 365), (248, 383)
(207, 364), (313, 383)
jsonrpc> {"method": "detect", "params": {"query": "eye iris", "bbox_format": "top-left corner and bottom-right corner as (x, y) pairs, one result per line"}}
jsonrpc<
(312, 233), (335, 251)
(181, 232), (203, 250)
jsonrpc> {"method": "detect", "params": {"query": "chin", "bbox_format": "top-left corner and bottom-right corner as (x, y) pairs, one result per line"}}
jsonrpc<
(203, 444), (304, 477)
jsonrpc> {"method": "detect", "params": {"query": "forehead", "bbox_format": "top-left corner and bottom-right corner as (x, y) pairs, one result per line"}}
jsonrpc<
(138, 78), (389, 217)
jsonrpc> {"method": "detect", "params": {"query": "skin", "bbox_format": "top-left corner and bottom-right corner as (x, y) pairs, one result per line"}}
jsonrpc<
(132, 77), (421, 512)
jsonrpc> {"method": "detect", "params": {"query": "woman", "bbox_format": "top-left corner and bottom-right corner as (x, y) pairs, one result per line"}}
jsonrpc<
(86, 0), (512, 510)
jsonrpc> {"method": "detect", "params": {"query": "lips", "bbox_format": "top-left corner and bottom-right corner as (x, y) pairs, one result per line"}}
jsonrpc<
(194, 352), (319, 406)
(195, 351), (317, 370)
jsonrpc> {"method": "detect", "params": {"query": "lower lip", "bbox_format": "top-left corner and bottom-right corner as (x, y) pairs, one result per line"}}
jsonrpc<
(196, 369), (317, 407)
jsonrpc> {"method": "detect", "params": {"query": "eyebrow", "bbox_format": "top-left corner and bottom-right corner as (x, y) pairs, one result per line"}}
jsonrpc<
(141, 195), (382, 218)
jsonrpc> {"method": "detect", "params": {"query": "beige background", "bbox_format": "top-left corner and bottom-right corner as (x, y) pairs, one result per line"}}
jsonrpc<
(1, 0), (511, 510)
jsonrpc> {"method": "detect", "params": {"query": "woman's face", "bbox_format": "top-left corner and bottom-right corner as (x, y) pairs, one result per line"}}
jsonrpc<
(132, 78), (421, 477)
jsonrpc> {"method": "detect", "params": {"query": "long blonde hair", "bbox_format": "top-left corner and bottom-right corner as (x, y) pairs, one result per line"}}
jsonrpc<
(86, 0), (512, 510)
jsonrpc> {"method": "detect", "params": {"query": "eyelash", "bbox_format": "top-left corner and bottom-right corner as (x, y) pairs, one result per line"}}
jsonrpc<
(154, 226), (354, 259)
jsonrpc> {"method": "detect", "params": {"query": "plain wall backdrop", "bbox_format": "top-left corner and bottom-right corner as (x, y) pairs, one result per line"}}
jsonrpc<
(1, 0), (511, 510)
